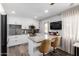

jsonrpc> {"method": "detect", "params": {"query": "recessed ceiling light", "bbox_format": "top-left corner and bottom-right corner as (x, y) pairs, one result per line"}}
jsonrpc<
(34, 16), (37, 19)
(44, 10), (48, 13)
(11, 11), (16, 14)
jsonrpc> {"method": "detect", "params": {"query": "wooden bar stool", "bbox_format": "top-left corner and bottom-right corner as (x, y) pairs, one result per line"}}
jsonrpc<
(39, 39), (51, 56)
(51, 36), (61, 53)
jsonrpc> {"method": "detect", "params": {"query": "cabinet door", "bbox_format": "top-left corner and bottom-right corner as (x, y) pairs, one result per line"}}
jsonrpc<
(7, 36), (18, 47)
(9, 29), (15, 35)
(74, 47), (79, 56)
(9, 25), (21, 29)
(7, 39), (15, 47)
(77, 47), (79, 56)
(9, 25), (22, 35)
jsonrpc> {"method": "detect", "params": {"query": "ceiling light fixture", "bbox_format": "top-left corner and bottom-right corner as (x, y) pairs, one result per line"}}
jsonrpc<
(44, 10), (48, 13)
(34, 16), (37, 19)
(11, 11), (16, 14)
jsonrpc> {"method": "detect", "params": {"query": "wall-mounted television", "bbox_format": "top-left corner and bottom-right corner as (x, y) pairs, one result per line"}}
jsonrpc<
(50, 21), (62, 30)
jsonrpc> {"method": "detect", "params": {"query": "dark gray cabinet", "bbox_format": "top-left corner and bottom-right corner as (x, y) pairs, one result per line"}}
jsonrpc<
(9, 25), (21, 29)
(9, 24), (22, 35)
(74, 47), (79, 56)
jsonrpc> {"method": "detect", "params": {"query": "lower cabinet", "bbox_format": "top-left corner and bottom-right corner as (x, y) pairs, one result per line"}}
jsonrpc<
(74, 47), (79, 56)
(7, 35), (28, 47)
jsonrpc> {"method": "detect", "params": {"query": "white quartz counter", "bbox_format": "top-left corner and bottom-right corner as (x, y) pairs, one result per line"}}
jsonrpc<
(28, 34), (45, 43)
(73, 42), (79, 47)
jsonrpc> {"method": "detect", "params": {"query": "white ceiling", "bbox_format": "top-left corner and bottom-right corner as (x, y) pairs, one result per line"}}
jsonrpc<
(2, 3), (79, 20)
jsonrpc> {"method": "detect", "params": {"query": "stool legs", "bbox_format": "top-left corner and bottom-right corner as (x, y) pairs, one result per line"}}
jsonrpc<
(43, 53), (45, 56)
(53, 47), (56, 53)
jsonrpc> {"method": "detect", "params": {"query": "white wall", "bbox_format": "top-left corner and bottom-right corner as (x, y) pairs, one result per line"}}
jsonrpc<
(40, 15), (62, 36)
(40, 6), (79, 54)
(7, 15), (39, 29)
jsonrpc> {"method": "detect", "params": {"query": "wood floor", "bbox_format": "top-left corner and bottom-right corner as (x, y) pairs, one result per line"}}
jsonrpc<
(7, 43), (29, 56)
(7, 43), (72, 56)
(46, 49), (72, 56)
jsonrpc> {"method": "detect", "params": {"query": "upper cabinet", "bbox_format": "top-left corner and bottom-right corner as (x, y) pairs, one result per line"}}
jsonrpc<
(9, 24), (21, 29)
(9, 24), (22, 35)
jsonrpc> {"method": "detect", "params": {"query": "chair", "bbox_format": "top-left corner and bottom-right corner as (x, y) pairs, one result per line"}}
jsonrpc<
(39, 39), (51, 56)
(51, 36), (61, 53)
